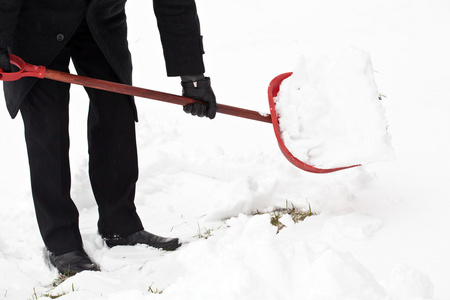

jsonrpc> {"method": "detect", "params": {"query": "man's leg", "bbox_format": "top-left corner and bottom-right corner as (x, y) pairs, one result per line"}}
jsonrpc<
(69, 20), (180, 251)
(70, 20), (144, 239)
(19, 47), (83, 256)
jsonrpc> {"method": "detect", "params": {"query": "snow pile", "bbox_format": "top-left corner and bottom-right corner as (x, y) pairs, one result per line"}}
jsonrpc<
(162, 214), (389, 300)
(275, 46), (394, 168)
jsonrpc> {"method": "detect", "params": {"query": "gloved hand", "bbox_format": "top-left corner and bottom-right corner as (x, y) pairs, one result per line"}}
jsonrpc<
(0, 47), (11, 73)
(181, 76), (217, 119)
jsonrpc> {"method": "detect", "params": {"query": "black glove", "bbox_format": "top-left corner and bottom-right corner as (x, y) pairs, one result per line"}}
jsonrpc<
(0, 47), (11, 73)
(182, 77), (217, 119)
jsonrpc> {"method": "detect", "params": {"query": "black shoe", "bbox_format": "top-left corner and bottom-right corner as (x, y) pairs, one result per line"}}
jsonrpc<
(105, 230), (181, 251)
(48, 250), (100, 275)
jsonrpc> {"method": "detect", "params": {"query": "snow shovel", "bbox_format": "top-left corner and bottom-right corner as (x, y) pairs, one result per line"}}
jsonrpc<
(1, 54), (359, 173)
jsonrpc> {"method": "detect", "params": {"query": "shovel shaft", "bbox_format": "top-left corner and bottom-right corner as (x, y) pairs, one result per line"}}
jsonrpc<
(0, 54), (272, 123)
(44, 69), (272, 123)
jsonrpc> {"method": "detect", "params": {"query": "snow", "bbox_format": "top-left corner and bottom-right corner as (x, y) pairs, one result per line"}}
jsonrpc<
(1, 0), (450, 299)
(275, 46), (394, 168)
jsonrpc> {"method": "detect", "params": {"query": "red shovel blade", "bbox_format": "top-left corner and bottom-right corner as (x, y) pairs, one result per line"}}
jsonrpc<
(267, 73), (360, 173)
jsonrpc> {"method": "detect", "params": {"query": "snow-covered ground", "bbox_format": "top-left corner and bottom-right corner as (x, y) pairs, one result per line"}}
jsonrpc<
(1, 0), (449, 299)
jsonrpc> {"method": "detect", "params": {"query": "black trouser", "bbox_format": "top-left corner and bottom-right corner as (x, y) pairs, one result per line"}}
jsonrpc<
(19, 20), (143, 256)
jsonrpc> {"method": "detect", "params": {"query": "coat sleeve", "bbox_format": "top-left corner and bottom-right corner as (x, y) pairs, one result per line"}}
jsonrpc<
(153, 0), (206, 77)
(0, 0), (23, 46)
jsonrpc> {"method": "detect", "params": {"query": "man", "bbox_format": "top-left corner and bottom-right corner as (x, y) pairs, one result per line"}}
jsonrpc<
(0, 0), (217, 275)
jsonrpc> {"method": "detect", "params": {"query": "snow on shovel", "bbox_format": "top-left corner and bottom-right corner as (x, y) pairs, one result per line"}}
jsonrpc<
(0, 54), (359, 173)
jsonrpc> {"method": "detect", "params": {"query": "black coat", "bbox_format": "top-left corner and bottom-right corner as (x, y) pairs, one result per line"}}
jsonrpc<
(0, 0), (206, 118)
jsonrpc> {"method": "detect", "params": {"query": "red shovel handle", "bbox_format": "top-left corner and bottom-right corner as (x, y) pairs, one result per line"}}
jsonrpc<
(0, 54), (46, 81)
(0, 54), (272, 123)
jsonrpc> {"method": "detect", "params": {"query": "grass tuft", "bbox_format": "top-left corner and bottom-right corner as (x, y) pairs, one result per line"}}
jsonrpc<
(29, 273), (77, 300)
(256, 201), (316, 233)
(52, 272), (72, 287)
(148, 283), (163, 294)
(194, 223), (225, 239)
